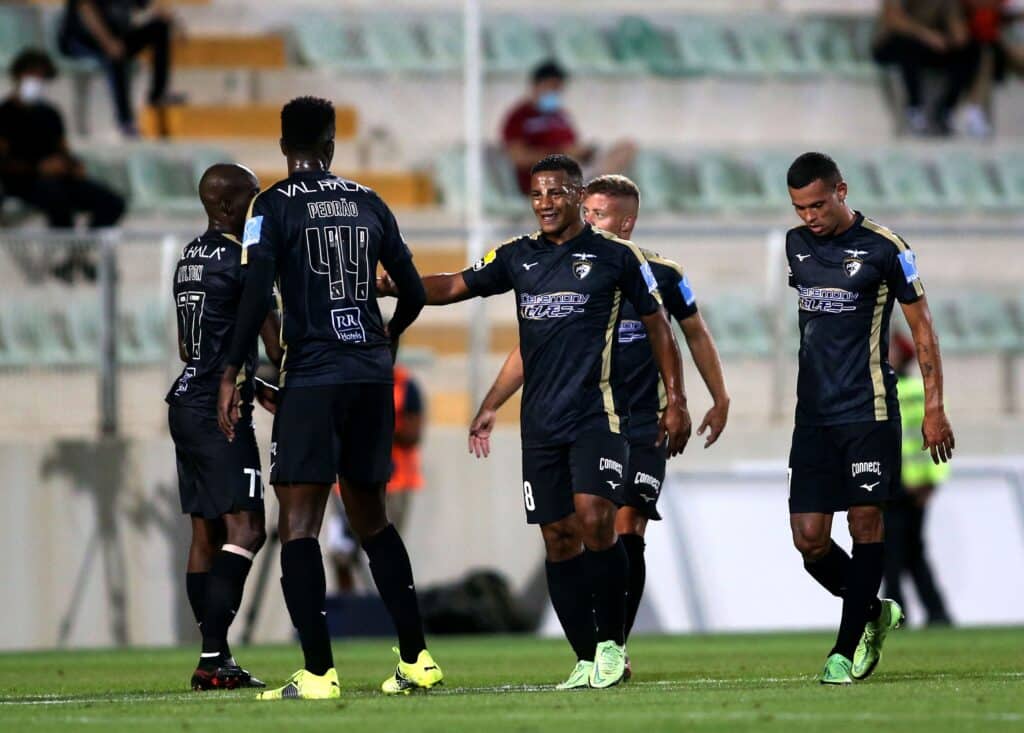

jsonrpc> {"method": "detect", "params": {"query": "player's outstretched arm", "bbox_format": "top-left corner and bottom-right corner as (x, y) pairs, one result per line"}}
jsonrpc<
(378, 271), (475, 306)
(678, 312), (730, 448)
(902, 296), (955, 464)
(469, 346), (524, 458)
(641, 308), (692, 457)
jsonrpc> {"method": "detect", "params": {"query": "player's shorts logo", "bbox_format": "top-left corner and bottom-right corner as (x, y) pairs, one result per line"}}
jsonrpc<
(851, 461), (881, 477)
(174, 366), (197, 396)
(634, 471), (661, 493)
(599, 457), (624, 477)
(843, 257), (863, 277)
(331, 307), (366, 343)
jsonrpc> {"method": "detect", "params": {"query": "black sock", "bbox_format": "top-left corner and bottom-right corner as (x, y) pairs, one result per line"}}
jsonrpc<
(585, 539), (629, 646)
(362, 524), (427, 664)
(185, 572), (208, 629)
(280, 538), (334, 676)
(545, 554), (596, 662)
(620, 534), (646, 642)
(803, 540), (851, 598)
(831, 542), (885, 660)
(199, 550), (252, 667)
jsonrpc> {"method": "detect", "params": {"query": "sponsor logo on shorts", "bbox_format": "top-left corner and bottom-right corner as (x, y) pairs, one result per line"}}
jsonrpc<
(599, 457), (624, 477)
(634, 472), (661, 493)
(606, 480), (621, 491)
(860, 481), (880, 492)
(174, 366), (196, 396)
(331, 307), (366, 343)
(851, 461), (881, 477)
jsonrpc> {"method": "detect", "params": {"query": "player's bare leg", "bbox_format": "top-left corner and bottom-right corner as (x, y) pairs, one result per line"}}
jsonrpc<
(339, 477), (441, 694)
(540, 514), (595, 689)
(191, 510), (266, 690)
(575, 493), (628, 688)
(615, 507), (649, 681)
(257, 483), (340, 700)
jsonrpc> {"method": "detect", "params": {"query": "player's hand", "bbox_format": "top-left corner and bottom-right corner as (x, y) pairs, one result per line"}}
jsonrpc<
(254, 377), (278, 415)
(217, 369), (241, 441)
(377, 273), (397, 297)
(922, 408), (954, 464)
(468, 407), (497, 458)
(696, 398), (730, 449)
(659, 402), (692, 457)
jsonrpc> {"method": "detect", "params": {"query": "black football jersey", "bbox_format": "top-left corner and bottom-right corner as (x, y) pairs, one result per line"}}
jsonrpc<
(241, 171), (412, 387)
(462, 224), (663, 445)
(618, 250), (699, 443)
(166, 231), (258, 408)
(787, 212), (925, 426)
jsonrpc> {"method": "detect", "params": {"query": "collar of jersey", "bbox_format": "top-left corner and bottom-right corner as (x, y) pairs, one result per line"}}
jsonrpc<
(536, 223), (591, 249)
(803, 211), (865, 263)
(203, 229), (241, 246)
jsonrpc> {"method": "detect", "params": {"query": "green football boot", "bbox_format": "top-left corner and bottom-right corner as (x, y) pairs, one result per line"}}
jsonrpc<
(852, 599), (905, 680)
(819, 653), (853, 685)
(589, 641), (626, 689)
(554, 660), (594, 690)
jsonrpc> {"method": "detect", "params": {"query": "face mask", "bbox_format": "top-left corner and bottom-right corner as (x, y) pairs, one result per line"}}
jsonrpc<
(536, 91), (562, 113)
(18, 77), (46, 103)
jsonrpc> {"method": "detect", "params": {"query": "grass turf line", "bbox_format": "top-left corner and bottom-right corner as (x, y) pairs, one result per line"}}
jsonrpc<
(0, 627), (1021, 732)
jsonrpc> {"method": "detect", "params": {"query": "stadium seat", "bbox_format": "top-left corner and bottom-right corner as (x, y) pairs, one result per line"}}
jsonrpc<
(609, 16), (687, 76)
(627, 150), (682, 212)
(670, 17), (742, 75)
(421, 17), (464, 72)
(873, 152), (945, 211)
(434, 147), (524, 217)
(832, 154), (891, 212)
(0, 5), (43, 71)
(364, 17), (428, 73)
(65, 299), (101, 366)
(933, 153), (1007, 212)
(549, 21), (632, 75)
(292, 15), (377, 72)
(701, 295), (773, 357)
(485, 17), (550, 74)
(170, 35), (287, 68)
(1, 299), (72, 368)
(732, 20), (810, 77)
(954, 293), (1017, 353)
(79, 152), (133, 207)
(925, 293), (970, 355)
(697, 153), (772, 212)
(128, 149), (209, 215)
(990, 151), (1024, 209)
(752, 150), (803, 208)
(801, 17), (880, 80)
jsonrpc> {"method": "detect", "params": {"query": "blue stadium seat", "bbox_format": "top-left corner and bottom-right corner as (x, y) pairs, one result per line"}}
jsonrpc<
(609, 16), (687, 76)
(292, 15), (376, 72)
(485, 17), (550, 74)
(549, 21), (631, 75)
(422, 17), (464, 72)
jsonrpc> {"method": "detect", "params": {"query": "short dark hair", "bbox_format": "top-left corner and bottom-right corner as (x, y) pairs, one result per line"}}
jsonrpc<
(531, 59), (567, 85)
(787, 152), (842, 189)
(585, 174), (640, 203)
(281, 96), (335, 151)
(10, 49), (56, 80)
(530, 154), (583, 187)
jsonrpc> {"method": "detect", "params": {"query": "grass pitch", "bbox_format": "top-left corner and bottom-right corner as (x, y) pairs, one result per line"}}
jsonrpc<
(0, 627), (1021, 732)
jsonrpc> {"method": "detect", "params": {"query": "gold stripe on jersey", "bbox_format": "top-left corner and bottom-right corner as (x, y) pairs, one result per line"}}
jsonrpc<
(862, 217), (925, 297)
(641, 249), (686, 281)
(601, 289), (622, 434)
(869, 283), (889, 421)
(592, 228), (664, 305)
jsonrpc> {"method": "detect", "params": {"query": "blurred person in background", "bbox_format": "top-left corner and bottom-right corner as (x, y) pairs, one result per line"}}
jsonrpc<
(960, 0), (1024, 137)
(883, 333), (953, 626)
(58, 0), (180, 137)
(0, 49), (124, 281)
(501, 60), (636, 195)
(873, 0), (981, 135)
(326, 363), (426, 591)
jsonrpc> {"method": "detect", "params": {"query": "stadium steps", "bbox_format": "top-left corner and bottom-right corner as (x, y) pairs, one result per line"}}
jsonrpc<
(169, 34), (287, 68)
(139, 104), (358, 140)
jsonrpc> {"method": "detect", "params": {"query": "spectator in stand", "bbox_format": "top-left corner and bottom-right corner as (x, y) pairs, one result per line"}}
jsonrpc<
(58, 0), (181, 137)
(960, 0), (1024, 137)
(0, 50), (124, 281)
(873, 0), (982, 135)
(501, 60), (636, 194)
(883, 333), (953, 626)
(326, 364), (426, 591)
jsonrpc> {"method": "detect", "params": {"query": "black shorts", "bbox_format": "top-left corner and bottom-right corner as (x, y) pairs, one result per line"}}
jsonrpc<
(271, 383), (394, 486)
(622, 438), (667, 521)
(168, 403), (264, 519)
(788, 420), (901, 514)
(520, 429), (629, 525)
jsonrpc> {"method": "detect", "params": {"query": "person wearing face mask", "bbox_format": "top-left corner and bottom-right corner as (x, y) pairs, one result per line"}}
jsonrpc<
(0, 50), (125, 280)
(502, 60), (636, 195)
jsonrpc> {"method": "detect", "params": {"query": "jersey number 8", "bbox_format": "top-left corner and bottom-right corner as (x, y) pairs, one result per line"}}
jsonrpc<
(305, 225), (371, 302)
(523, 481), (536, 512)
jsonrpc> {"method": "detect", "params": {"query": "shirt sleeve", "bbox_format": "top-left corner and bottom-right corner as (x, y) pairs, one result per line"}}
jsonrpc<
(502, 104), (526, 143)
(885, 237), (925, 305)
(659, 266), (699, 322)
(376, 196), (413, 272)
(240, 193), (281, 268)
(618, 244), (662, 317)
(461, 243), (514, 297)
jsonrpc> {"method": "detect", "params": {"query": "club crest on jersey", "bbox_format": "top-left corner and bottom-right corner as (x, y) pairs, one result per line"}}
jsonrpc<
(571, 253), (596, 280)
(843, 257), (863, 277)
